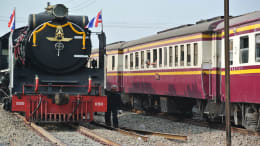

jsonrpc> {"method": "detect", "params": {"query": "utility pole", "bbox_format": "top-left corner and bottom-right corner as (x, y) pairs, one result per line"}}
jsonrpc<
(224, 0), (231, 145)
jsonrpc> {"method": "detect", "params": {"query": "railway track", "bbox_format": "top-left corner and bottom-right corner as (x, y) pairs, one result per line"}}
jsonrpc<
(88, 121), (187, 141)
(132, 110), (260, 137)
(14, 113), (119, 146)
(231, 127), (260, 136)
(84, 121), (149, 141)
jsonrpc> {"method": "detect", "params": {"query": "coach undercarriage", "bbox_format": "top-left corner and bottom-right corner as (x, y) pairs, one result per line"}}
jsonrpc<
(122, 93), (260, 131)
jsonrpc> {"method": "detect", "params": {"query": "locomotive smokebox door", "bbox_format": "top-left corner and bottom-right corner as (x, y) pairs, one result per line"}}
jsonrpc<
(27, 4), (91, 74)
(28, 23), (90, 74)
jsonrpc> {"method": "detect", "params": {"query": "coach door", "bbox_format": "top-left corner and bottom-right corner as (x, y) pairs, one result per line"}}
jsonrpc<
(201, 62), (212, 99)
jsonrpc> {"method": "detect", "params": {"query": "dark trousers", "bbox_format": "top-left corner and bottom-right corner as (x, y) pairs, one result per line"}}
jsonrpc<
(105, 106), (118, 128)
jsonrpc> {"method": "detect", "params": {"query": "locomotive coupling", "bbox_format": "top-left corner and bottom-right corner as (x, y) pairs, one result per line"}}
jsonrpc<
(54, 92), (70, 105)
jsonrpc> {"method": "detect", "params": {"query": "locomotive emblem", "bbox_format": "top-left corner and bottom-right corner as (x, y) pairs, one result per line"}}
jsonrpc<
(55, 42), (64, 56)
(46, 26), (73, 42)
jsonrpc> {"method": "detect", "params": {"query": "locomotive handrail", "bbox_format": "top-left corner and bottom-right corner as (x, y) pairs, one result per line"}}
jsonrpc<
(23, 84), (99, 88)
(22, 84), (103, 96)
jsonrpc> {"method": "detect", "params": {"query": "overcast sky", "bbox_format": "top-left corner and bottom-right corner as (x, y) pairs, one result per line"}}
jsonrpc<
(1, 0), (260, 48)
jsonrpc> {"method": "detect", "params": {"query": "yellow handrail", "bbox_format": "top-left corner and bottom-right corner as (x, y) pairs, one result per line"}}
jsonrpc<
(32, 22), (86, 50)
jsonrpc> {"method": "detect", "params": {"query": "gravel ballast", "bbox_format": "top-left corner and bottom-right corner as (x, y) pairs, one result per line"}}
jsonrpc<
(42, 124), (104, 146)
(0, 104), (51, 146)
(1, 104), (260, 146)
(93, 111), (260, 146)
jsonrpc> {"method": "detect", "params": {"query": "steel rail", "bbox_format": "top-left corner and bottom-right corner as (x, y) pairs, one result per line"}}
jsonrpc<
(115, 128), (148, 142)
(70, 124), (120, 146)
(90, 121), (148, 141)
(231, 127), (260, 136)
(120, 127), (187, 141)
(9, 138), (16, 146)
(92, 121), (187, 141)
(14, 113), (66, 146)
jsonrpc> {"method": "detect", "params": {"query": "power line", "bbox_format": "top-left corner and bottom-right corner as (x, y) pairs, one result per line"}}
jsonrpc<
(70, 0), (94, 10)
(73, 0), (96, 12)
(104, 25), (169, 29)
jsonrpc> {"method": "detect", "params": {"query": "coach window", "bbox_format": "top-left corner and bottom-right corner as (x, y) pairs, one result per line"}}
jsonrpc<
(169, 46), (173, 67)
(130, 53), (133, 70)
(240, 36), (249, 64)
(125, 55), (128, 69)
(112, 56), (115, 70)
(159, 48), (162, 67)
(164, 47), (167, 67)
(194, 43), (198, 66)
(180, 45), (184, 66)
(187, 44), (191, 66)
(230, 39), (233, 65)
(135, 52), (139, 69)
(146, 50), (151, 68)
(141, 51), (144, 68)
(153, 49), (157, 68)
(255, 34), (260, 62)
(175, 46), (178, 66)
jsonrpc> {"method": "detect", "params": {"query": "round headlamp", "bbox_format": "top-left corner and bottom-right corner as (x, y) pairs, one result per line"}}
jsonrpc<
(53, 4), (68, 18)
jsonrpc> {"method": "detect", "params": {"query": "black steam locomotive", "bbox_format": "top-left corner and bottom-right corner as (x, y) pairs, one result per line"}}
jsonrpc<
(0, 4), (107, 122)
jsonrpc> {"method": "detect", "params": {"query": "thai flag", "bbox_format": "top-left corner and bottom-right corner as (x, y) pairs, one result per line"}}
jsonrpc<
(8, 9), (15, 32)
(94, 10), (102, 27)
(85, 10), (102, 29)
(86, 17), (95, 28)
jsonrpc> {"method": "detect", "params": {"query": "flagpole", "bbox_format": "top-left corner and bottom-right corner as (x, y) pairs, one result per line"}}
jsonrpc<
(100, 9), (103, 33)
(8, 7), (15, 96)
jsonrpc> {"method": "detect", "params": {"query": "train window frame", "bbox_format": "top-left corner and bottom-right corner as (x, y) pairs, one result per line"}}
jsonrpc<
(175, 46), (178, 66)
(112, 55), (115, 70)
(180, 45), (184, 66)
(135, 52), (139, 69)
(146, 50), (151, 68)
(130, 53), (133, 70)
(255, 34), (260, 62)
(187, 44), (191, 66)
(125, 55), (128, 69)
(169, 46), (173, 67)
(239, 36), (249, 64)
(141, 51), (144, 69)
(159, 48), (162, 67)
(153, 49), (157, 68)
(230, 39), (233, 65)
(194, 43), (198, 66)
(164, 47), (167, 67)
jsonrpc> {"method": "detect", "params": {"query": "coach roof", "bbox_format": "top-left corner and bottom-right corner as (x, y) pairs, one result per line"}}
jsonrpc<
(122, 16), (224, 49)
(106, 41), (125, 50)
(215, 11), (260, 30)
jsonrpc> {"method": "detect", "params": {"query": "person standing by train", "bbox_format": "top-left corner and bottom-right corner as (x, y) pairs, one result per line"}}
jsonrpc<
(105, 85), (121, 128)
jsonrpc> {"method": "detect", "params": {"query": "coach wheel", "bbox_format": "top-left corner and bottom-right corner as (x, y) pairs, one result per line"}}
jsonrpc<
(244, 106), (259, 131)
